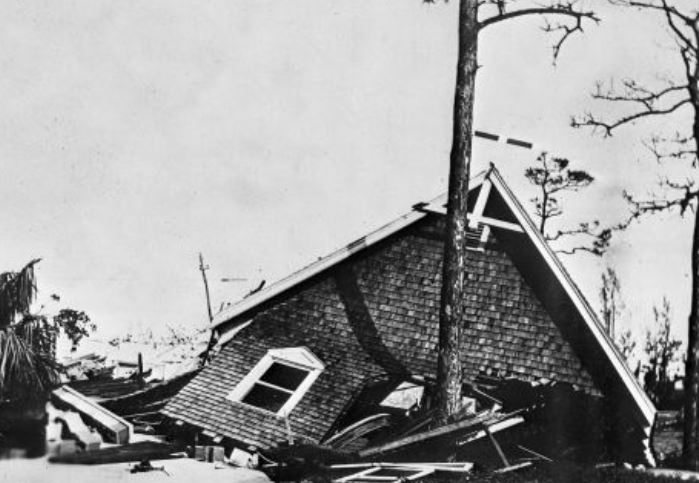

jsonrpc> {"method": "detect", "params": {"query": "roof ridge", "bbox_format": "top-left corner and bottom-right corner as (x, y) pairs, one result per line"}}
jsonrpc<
(211, 171), (487, 328)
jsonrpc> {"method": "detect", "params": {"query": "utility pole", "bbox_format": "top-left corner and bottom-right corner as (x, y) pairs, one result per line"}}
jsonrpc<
(199, 252), (213, 323)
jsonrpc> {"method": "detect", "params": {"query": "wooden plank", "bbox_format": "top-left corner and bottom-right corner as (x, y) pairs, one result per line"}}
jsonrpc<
(484, 426), (510, 467)
(493, 462), (532, 474)
(52, 386), (133, 444)
(335, 466), (382, 483)
(331, 462), (471, 472)
(478, 216), (523, 232)
(517, 444), (553, 462)
(456, 416), (524, 446)
(324, 413), (392, 448)
(359, 410), (519, 457)
(469, 179), (492, 229)
(48, 441), (183, 465)
(405, 469), (435, 481)
(353, 477), (397, 481)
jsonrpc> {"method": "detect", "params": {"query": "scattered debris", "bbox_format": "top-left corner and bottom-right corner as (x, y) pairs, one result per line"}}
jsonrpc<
(325, 413), (392, 451)
(47, 403), (103, 454)
(357, 410), (525, 458)
(130, 458), (171, 476)
(194, 445), (226, 463)
(330, 462), (472, 482)
(49, 441), (184, 465)
(51, 385), (132, 444)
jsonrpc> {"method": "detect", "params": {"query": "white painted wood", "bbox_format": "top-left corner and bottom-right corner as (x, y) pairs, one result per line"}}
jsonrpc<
(488, 169), (656, 429)
(478, 215), (523, 233)
(469, 178), (492, 229)
(226, 346), (324, 417)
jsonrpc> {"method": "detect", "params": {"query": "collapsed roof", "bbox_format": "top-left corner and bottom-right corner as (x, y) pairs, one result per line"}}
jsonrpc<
(162, 166), (655, 464)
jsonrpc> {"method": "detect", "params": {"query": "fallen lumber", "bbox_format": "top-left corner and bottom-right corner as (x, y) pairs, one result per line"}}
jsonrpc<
(50, 406), (103, 451)
(330, 462), (474, 483)
(324, 413), (392, 450)
(493, 462), (532, 473)
(333, 465), (435, 483)
(49, 441), (184, 465)
(517, 444), (553, 462)
(456, 416), (524, 446)
(52, 385), (133, 444)
(358, 410), (521, 458)
(330, 462), (474, 473)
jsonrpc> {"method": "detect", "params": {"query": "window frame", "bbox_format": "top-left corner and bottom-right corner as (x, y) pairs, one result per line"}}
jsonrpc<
(227, 347), (324, 417)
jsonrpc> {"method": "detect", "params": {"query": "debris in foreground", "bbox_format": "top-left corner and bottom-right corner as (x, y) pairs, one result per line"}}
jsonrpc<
(51, 385), (132, 444)
(329, 462), (474, 482)
(48, 440), (184, 465)
(130, 458), (171, 476)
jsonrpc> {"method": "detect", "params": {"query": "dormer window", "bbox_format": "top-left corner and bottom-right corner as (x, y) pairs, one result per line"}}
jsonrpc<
(227, 347), (324, 416)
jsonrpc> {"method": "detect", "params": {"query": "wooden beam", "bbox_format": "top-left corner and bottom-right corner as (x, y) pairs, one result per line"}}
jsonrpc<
(485, 426), (510, 467)
(358, 411), (520, 457)
(469, 179), (492, 229)
(478, 225), (491, 250)
(478, 216), (523, 232)
(335, 467), (382, 483)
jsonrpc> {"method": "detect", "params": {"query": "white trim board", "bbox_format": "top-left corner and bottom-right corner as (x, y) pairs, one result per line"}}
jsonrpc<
(226, 346), (324, 418)
(488, 169), (655, 427)
(212, 172), (486, 330)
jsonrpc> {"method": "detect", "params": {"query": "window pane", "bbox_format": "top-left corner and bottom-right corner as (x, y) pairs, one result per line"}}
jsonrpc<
(260, 362), (309, 391)
(242, 383), (292, 413)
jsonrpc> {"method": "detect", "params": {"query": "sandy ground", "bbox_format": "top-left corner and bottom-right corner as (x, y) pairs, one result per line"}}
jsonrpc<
(0, 457), (272, 483)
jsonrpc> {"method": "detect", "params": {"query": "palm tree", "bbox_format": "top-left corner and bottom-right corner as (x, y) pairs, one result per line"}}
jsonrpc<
(0, 259), (60, 457)
(0, 259), (60, 403)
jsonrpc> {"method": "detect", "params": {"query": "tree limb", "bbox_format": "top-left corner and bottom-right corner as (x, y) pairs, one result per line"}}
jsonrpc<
(572, 98), (691, 136)
(593, 81), (688, 109)
(478, 4), (598, 30)
(615, 186), (699, 232)
(611, 0), (698, 29)
(478, 2), (599, 61)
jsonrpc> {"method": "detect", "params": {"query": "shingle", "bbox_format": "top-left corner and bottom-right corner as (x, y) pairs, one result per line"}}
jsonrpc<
(163, 215), (597, 447)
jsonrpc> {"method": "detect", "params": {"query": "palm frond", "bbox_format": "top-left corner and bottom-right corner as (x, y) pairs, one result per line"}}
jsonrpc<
(0, 326), (59, 403)
(0, 259), (41, 329)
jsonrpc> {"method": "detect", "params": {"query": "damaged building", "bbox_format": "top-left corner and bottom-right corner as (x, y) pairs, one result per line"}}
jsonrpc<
(162, 166), (656, 467)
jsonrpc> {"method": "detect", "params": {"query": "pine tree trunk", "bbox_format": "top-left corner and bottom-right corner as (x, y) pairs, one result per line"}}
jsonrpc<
(683, 52), (699, 471)
(435, 0), (479, 425)
(683, 205), (699, 470)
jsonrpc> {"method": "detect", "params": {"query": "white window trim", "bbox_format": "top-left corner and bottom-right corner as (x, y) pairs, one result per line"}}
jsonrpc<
(227, 347), (324, 417)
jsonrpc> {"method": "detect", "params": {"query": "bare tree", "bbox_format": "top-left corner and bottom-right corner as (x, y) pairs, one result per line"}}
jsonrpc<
(600, 266), (623, 338)
(600, 268), (636, 370)
(644, 297), (682, 406)
(616, 329), (637, 363)
(426, 0), (598, 424)
(571, 0), (699, 468)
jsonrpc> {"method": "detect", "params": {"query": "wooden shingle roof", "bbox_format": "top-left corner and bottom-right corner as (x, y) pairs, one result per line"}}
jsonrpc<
(162, 166), (655, 453)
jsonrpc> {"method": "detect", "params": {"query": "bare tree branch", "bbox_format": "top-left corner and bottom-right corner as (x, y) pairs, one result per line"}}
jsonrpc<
(478, 3), (598, 30)
(478, 1), (599, 62)
(645, 133), (699, 165)
(549, 222), (614, 256)
(612, 185), (699, 234)
(611, 0), (698, 31)
(572, 98), (691, 136)
(593, 80), (688, 108)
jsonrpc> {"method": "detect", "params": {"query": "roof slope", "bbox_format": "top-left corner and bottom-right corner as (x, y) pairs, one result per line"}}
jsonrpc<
(163, 166), (655, 457)
(164, 211), (596, 447)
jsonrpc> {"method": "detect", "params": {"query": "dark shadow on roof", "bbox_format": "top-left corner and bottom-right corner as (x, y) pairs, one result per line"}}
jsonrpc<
(333, 264), (409, 376)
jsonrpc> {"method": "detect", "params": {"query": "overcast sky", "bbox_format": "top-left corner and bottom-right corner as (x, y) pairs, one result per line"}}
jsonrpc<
(0, 1), (694, 358)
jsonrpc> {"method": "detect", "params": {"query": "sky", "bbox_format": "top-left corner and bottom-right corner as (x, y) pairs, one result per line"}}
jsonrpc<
(0, 0), (695, 362)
